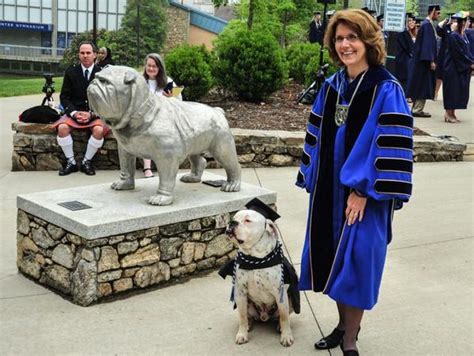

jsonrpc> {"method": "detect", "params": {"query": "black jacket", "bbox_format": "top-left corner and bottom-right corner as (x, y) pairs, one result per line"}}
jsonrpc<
(60, 64), (101, 117)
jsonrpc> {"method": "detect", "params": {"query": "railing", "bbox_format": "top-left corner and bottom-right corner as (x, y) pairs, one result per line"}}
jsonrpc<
(0, 44), (64, 62)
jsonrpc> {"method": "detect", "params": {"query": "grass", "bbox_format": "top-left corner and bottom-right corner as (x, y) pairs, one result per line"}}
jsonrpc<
(0, 75), (64, 98)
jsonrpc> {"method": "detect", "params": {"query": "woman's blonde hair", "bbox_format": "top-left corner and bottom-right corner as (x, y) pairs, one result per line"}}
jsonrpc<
(324, 9), (386, 67)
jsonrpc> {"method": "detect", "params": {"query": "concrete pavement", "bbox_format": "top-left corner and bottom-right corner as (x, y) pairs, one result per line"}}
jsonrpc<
(0, 92), (473, 355)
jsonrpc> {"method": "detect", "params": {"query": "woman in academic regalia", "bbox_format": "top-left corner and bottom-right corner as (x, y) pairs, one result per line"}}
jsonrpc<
(395, 14), (417, 95)
(442, 14), (474, 123)
(296, 9), (413, 355)
(434, 17), (453, 99)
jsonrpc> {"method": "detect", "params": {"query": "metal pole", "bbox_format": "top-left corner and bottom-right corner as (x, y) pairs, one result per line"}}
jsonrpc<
(319, 1), (328, 67)
(93, 0), (97, 44)
(136, 2), (140, 67)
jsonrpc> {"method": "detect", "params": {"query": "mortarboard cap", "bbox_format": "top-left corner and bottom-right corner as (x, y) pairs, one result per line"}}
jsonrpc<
(406, 12), (413, 17)
(326, 9), (335, 17)
(428, 4), (441, 13)
(452, 11), (468, 22)
(245, 198), (281, 222)
(314, 11), (321, 15)
(415, 17), (423, 24)
(377, 14), (384, 21)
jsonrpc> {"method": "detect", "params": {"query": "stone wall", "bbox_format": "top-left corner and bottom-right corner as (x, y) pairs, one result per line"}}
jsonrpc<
(163, 6), (190, 55)
(11, 123), (466, 171)
(17, 209), (238, 306)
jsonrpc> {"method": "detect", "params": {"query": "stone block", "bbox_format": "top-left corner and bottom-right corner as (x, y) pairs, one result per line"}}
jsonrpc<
(17, 210), (30, 235)
(205, 234), (234, 258)
(159, 238), (183, 261)
(134, 262), (170, 288)
(98, 246), (120, 272)
(52, 244), (75, 269)
(120, 243), (161, 268)
(113, 278), (133, 292)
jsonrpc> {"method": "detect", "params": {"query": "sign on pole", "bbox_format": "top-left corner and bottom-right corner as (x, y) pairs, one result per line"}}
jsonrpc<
(384, 0), (406, 32)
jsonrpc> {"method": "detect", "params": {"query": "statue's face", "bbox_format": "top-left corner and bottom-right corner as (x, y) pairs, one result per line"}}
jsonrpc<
(87, 66), (147, 124)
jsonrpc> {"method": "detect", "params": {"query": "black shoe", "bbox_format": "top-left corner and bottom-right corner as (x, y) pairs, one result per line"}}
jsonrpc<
(80, 160), (96, 175)
(341, 346), (359, 356)
(59, 161), (78, 176)
(412, 111), (431, 118)
(314, 328), (344, 350)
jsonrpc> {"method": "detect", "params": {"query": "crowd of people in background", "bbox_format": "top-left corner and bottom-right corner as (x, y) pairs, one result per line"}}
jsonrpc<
(309, 5), (473, 124)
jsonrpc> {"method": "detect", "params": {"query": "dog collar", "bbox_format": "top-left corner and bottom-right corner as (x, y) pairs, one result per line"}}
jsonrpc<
(236, 242), (283, 270)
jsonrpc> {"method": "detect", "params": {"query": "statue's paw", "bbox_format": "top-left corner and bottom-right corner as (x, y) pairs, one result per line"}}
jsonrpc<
(180, 174), (201, 183)
(221, 180), (241, 192)
(111, 180), (134, 190)
(148, 194), (173, 206)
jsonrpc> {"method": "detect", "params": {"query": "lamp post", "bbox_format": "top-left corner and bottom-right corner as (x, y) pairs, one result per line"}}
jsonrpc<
(136, 1), (141, 67)
(93, 0), (97, 45)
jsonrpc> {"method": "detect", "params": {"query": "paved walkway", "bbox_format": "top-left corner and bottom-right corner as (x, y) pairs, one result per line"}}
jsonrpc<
(0, 90), (472, 355)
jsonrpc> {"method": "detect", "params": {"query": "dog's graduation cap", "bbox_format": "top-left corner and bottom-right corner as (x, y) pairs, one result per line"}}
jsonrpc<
(245, 198), (280, 222)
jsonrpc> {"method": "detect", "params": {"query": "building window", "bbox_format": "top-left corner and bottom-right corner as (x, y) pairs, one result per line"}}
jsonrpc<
(17, 7), (29, 22)
(68, 0), (77, 10)
(42, 9), (52, 24)
(98, 13), (107, 28)
(108, 14), (117, 30)
(4, 6), (15, 21)
(109, 0), (117, 13)
(17, 0), (29, 6)
(68, 11), (77, 32)
(30, 8), (41, 23)
(58, 10), (67, 31)
(58, 0), (67, 10)
(30, 0), (41, 7)
(78, 0), (87, 11)
(78, 11), (87, 32)
(42, 0), (53, 8)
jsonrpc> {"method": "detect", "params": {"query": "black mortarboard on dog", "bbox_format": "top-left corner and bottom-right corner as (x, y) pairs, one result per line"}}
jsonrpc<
(245, 198), (280, 221)
(428, 4), (441, 13)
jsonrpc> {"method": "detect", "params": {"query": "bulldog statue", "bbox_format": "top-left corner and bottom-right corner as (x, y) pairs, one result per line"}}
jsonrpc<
(87, 66), (241, 205)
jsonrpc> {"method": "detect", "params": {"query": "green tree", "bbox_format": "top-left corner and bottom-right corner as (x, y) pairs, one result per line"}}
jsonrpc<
(117, 0), (168, 67)
(59, 29), (108, 69)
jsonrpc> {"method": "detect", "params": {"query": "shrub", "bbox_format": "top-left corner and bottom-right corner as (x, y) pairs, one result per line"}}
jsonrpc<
(286, 42), (339, 86)
(165, 44), (213, 101)
(213, 27), (288, 102)
(304, 52), (338, 86)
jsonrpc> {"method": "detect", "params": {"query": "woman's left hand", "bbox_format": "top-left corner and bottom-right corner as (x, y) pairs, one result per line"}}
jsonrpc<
(345, 192), (367, 226)
(163, 91), (173, 98)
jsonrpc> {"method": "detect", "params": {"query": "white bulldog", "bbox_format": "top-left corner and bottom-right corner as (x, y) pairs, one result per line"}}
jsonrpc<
(224, 209), (299, 347)
(87, 66), (241, 206)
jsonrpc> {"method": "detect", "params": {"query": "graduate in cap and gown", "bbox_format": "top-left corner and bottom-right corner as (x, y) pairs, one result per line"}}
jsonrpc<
(465, 16), (474, 57)
(376, 13), (389, 43)
(434, 14), (454, 99)
(296, 9), (413, 356)
(309, 11), (324, 44)
(396, 13), (417, 94)
(442, 13), (474, 123)
(406, 4), (441, 117)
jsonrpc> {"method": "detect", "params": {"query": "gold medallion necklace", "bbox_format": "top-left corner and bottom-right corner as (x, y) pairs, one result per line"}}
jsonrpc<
(334, 70), (368, 127)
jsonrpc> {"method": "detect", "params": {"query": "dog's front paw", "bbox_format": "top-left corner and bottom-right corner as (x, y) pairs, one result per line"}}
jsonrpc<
(280, 331), (294, 347)
(235, 331), (249, 345)
(180, 174), (201, 183)
(221, 180), (241, 192)
(111, 180), (134, 190)
(148, 194), (173, 206)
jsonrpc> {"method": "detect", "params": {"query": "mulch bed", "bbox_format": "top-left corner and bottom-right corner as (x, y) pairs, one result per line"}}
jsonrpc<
(202, 82), (427, 136)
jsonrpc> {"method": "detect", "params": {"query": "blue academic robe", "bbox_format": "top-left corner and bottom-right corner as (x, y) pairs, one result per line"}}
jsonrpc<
(406, 19), (438, 99)
(442, 32), (474, 110)
(296, 66), (413, 310)
(395, 30), (415, 93)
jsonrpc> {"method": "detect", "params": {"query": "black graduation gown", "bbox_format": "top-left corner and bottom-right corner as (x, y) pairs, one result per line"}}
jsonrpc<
(406, 19), (437, 100)
(442, 32), (474, 110)
(465, 29), (474, 58)
(309, 20), (322, 43)
(395, 30), (414, 93)
(436, 23), (452, 79)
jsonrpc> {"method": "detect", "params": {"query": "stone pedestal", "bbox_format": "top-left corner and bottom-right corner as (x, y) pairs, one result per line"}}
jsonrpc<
(17, 172), (276, 306)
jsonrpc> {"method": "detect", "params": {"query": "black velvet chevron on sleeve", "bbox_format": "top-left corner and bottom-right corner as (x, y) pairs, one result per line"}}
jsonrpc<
(375, 179), (412, 195)
(305, 131), (318, 147)
(379, 113), (413, 129)
(376, 135), (413, 150)
(301, 150), (311, 165)
(375, 158), (413, 173)
(308, 112), (322, 128)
